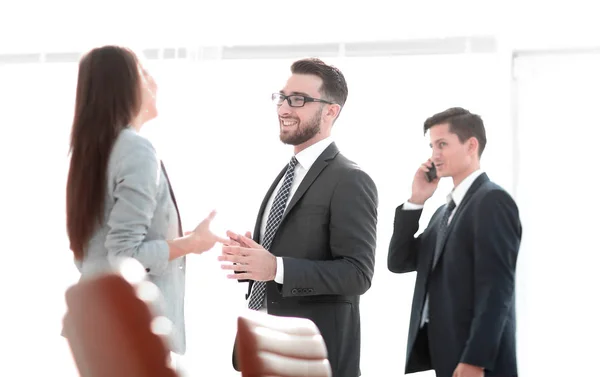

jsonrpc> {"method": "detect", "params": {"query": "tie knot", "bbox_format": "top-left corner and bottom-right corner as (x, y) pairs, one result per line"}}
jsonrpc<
(447, 198), (456, 212)
(289, 156), (298, 169)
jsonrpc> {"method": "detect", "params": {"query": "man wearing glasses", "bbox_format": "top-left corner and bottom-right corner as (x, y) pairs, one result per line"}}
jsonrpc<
(221, 58), (378, 377)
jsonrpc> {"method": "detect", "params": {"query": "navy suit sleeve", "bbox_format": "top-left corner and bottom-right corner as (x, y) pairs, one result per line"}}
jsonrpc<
(387, 205), (423, 273)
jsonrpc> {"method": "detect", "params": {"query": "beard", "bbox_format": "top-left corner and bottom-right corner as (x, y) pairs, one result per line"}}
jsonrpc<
(279, 107), (322, 146)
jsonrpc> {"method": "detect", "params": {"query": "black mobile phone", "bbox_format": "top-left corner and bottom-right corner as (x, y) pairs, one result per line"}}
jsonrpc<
(425, 164), (437, 182)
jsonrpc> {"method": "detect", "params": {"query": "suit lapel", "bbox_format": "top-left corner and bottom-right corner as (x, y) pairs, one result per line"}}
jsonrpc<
(423, 208), (445, 274)
(253, 166), (286, 243)
(432, 173), (489, 271)
(160, 161), (183, 237)
(253, 143), (340, 241)
(281, 142), (339, 222)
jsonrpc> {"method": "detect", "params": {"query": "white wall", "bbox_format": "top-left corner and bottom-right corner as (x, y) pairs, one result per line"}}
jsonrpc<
(513, 51), (600, 377)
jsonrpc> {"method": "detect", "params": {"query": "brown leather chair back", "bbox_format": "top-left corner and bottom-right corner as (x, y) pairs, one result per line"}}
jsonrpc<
(63, 259), (177, 377)
(236, 310), (332, 377)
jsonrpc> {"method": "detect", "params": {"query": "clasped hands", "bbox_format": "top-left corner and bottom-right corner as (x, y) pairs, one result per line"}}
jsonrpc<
(217, 230), (277, 282)
(183, 211), (277, 281)
(183, 211), (276, 281)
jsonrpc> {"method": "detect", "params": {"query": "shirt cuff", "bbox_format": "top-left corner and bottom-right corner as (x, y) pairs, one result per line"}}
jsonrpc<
(274, 257), (284, 284)
(403, 200), (424, 210)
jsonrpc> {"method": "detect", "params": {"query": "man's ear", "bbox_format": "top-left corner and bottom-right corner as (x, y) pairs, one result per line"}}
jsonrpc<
(325, 104), (341, 121)
(468, 136), (479, 155)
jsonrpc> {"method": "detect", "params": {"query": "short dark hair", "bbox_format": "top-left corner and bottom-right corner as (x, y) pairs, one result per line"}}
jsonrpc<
(423, 107), (487, 157)
(290, 58), (348, 108)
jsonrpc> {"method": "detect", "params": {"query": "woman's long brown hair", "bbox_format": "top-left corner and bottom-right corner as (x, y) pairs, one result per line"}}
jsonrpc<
(66, 46), (142, 259)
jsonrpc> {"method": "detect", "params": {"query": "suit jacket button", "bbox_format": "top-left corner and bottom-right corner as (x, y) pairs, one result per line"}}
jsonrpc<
(145, 268), (150, 273)
(291, 288), (298, 294)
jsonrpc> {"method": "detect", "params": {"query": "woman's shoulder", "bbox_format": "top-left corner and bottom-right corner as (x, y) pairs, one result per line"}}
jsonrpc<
(114, 127), (156, 154)
(110, 127), (160, 173)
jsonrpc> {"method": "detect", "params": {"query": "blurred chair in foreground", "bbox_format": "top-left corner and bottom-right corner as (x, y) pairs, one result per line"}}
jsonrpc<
(62, 257), (177, 377)
(236, 310), (331, 377)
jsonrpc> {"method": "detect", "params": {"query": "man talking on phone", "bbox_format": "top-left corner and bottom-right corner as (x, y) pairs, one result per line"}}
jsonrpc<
(388, 107), (521, 377)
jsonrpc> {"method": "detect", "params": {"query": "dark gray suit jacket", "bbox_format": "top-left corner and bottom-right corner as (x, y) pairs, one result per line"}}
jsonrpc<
(234, 142), (378, 377)
(388, 174), (521, 377)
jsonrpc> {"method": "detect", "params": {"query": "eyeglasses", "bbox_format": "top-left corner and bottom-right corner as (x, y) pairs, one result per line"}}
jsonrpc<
(272, 93), (334, 107)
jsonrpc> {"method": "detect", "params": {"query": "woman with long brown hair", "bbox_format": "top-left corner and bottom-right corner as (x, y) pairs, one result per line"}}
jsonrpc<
(65, 45), (226, 356)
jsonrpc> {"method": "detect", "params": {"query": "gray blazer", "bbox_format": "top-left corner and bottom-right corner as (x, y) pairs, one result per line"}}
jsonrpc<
(76, 127), (186, 354)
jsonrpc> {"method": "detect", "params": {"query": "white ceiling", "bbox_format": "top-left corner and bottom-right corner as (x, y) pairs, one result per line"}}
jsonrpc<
(0, 0), (597, 53)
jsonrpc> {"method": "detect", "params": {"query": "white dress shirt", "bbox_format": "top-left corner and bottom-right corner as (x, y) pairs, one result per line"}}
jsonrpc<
(251, 136), (334, 311)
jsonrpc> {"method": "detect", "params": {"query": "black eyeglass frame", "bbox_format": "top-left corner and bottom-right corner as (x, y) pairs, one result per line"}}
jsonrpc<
(272, 93), (335, 107)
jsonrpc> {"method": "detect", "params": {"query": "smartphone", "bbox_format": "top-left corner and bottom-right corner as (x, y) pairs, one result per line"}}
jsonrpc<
(425, 164), (437, 182)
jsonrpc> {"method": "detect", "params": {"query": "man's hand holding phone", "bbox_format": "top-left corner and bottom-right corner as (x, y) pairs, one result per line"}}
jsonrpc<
(409, 160), (440, 205)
